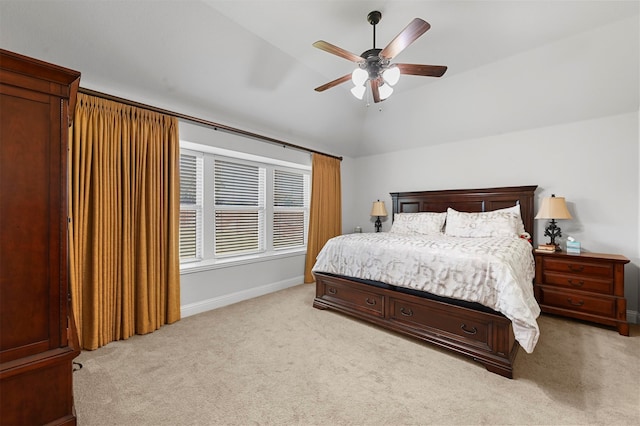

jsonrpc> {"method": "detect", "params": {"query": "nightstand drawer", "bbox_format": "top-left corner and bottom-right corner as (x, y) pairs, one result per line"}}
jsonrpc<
(538, 287), (615, 317)
(543, 272), (613, 294)
(543, 258), (612, 278)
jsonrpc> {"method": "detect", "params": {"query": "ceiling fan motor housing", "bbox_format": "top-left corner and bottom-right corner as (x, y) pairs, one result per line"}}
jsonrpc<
(360, 48), (386, 79)
(362, 12), (389, 81)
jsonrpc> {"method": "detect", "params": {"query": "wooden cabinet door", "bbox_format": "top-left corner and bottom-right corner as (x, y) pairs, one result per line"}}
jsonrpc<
(0, 83), (67, 363)
(1, 48), (80, 426)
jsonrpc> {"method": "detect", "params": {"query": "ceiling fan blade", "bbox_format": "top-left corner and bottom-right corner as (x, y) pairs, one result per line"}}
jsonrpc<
(314, 74), (352, 92)
(396, 63), (447, 77)
(370, 79), (381, 103)
(380, 18), (430, 60)
(313, 40), (364, 63)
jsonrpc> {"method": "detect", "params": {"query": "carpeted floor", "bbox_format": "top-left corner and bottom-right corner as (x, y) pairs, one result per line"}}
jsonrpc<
(74, 283), (640, 425)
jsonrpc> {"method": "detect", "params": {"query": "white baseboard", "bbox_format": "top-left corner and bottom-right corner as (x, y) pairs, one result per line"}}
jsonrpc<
(180, 276), (304, 318)
(627, 310), (640, 325)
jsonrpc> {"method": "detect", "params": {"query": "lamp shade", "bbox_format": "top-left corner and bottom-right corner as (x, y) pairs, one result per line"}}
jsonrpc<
(370, 200), (388, 217)
(535, 195), (572, 220)
(382, 65), (400, 86)
(378, 83), (393, 100)
(351, 68), (368, 86)
(350, 85), (366, 100)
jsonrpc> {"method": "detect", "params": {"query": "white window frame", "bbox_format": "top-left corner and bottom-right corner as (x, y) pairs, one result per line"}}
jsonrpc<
(179, 141), (311, 274)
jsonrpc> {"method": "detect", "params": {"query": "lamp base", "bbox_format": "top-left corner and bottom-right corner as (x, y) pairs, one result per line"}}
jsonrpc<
(544, 219), (562, 249)
(375, 217), (382, 232)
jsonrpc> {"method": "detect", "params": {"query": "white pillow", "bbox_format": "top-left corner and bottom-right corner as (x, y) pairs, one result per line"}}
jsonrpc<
(390, 212), (447, 235)
(444, 207), (522, 238)
(495, 204), (526, 236)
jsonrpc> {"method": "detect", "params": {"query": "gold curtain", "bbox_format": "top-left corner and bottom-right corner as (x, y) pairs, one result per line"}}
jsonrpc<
(304, 153), (342, 283)
(68, 93), (181, 350)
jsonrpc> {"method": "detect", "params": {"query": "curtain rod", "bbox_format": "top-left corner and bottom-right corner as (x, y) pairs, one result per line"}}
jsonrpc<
(78, 87), (343, 161)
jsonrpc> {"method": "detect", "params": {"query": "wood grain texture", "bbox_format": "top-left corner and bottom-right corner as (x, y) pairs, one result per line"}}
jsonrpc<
(314, 74), (351, 92)
(313, 185), (538, 378)
(0, 48), (81, 425)
(397, 63), (447, 77)
(380, 18), (430, 60)
(313, 40), (363, 63)
(534, 251), (629, 336)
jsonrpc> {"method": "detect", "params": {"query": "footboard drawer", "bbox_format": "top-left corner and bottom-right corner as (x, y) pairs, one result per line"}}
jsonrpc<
(389, 297), (492, 351)
(313, 272), (518, 378)
(316, 277), (385, 318)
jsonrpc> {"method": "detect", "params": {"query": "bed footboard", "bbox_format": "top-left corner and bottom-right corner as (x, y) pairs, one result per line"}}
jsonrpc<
(313, 272), (519, 378)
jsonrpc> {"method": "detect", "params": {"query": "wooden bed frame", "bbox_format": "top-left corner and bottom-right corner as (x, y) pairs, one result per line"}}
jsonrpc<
(313, 185), (538, 378)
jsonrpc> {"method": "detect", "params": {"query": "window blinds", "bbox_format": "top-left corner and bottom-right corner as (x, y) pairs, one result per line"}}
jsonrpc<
(179, 152), (203, 261)
(214, 159), (266, 255)
(273, 170), (309, 249)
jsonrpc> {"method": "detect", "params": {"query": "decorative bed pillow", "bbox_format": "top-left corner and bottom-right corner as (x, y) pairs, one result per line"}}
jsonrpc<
(444, 207), (523, 238)
(495, 204), (526, 236)
(390, 212), (447, 235)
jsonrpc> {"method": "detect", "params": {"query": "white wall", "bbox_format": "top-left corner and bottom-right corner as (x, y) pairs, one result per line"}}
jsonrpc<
(346, 112), (639, 320)
(180, 254), (306, 317)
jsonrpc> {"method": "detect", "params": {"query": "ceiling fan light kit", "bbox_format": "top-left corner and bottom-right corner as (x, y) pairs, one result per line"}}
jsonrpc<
(313, 10), (448, 104)
(382, 65), (400, 86)
(351, 67), (368, 87)
(350, 84), (366, 100)
(378, 83), (393, 100)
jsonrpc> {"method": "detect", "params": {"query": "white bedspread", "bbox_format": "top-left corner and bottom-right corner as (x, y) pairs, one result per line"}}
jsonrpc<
(312, 233), (540, 353)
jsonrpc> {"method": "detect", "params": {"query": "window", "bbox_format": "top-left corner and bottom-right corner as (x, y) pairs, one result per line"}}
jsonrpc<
(273, 170), (309, 249)
(178, 142), (310, 267)
(179, 151), (203, 262)
(214, 159), (265, 256)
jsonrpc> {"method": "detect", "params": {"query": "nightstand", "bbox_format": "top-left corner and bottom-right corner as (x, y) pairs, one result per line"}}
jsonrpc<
(534, 251), (630, 336)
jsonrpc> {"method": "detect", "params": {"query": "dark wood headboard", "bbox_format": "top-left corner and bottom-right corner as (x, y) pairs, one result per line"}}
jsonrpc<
(390, 185), (538, 237)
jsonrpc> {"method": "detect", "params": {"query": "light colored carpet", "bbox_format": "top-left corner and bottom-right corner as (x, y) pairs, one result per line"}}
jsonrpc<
(74, 284), (640, 425)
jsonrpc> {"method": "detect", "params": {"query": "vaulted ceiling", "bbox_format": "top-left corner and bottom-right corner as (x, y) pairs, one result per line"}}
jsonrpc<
(1, 1), (638, 158)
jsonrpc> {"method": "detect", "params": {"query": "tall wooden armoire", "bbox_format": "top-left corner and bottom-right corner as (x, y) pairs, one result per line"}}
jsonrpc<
(1, 49), (81, 425)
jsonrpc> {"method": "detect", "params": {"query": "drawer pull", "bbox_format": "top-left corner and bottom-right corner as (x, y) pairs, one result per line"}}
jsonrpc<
(460, 324), (478, 335)
(568, 279), (584, 287)
(328, 287), (337, 295)
(365, 297), (376, 306)
(400, 307), (413, 317)
(567, 298), (584, 307)
(568, 265), (584, 272)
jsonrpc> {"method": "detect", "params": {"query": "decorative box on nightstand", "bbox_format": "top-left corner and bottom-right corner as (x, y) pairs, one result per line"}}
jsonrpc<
(533, 251), (630, 336)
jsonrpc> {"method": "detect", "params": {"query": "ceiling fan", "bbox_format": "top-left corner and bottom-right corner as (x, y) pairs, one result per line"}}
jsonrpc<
(313, 11), (447, 103)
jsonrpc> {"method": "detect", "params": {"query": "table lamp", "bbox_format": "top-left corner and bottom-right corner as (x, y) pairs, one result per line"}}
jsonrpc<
(370, 200), (387, 232)
(535, 194), (572, 250)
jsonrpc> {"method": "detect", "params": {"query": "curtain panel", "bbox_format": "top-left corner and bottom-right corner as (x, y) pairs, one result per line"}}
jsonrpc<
(304, 154), (342, 283)
(69, 93), (181, 350)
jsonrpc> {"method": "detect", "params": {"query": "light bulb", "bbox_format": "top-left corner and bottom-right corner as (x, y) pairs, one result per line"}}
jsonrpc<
(351, 68), (368, 86)
(379, 83), (393, 100)
(382, 65), (400, 86)
(351, 85), (366, 100)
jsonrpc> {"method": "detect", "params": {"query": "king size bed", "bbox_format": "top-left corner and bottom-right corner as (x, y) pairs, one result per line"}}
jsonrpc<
(312, 185), (539, 378)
